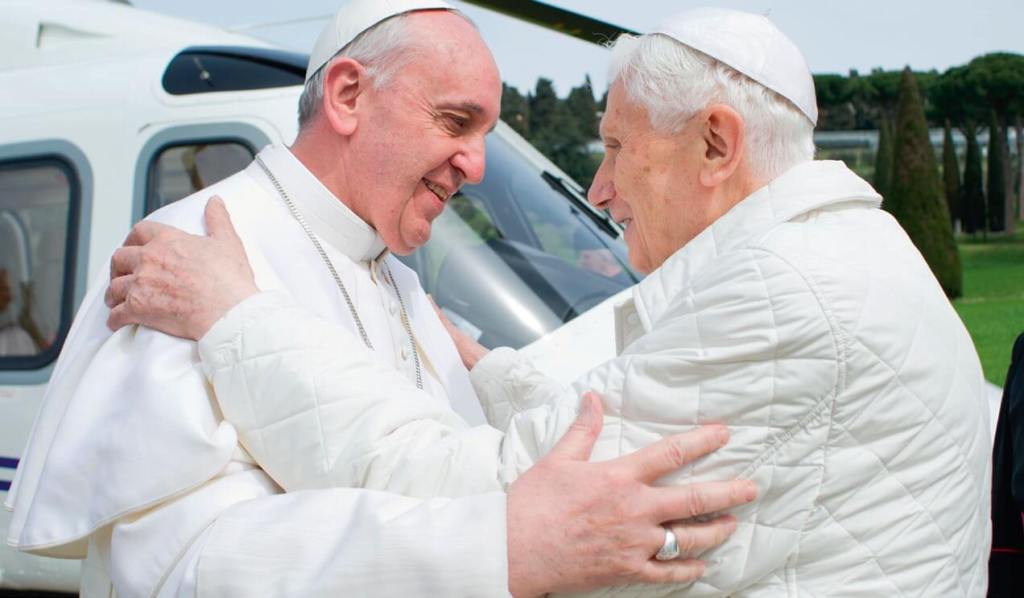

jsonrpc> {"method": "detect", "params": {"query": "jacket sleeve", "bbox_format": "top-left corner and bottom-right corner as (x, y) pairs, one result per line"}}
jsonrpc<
(199, 247), (839, 595)
(197, 291), (522, 497)
(478, 248), (841, 595)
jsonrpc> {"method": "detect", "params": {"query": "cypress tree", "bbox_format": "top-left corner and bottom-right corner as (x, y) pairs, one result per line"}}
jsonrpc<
(873, 115), (894, 197)
(1017, 116), (1024, 223)
(886, 68), (962, 298)
(987, 111), (1008, 232)
(942, 121), (962, 230)
(962, 126), (986, 235)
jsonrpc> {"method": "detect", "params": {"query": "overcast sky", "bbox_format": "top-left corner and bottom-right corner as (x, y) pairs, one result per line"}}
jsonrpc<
(134, 0), (1024, 96)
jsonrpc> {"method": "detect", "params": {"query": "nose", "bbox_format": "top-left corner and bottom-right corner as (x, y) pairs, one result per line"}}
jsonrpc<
(451, 134), (487, 185)
(587, 157), (615, 209)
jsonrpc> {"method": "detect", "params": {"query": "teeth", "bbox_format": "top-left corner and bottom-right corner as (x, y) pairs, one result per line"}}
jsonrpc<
(424, 180), (449, 201)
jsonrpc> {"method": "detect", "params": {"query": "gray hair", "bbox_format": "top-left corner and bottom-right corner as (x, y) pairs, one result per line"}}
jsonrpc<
(607, 33), (815, 181)
(297, 9), (473, 130)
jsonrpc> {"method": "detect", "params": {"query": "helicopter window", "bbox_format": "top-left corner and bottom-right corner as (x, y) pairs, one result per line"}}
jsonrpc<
(396, 132), (639, 350)
(0, 158), (77, 369)
(162, 47), (307, 95)
(146, 141), (254, 215)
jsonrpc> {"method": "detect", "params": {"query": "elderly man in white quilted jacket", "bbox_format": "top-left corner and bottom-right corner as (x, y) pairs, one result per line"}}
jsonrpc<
(107, 7), (992, 596)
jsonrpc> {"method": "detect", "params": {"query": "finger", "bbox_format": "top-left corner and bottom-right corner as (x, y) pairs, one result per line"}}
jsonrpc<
(105, 275), (133, 308)
(123, 220), (171, 247)
(106, 302), (138, 332)
(668, 514), (738, 557)
(545, 392), (604, 461)
(636, 558), (706, 584)
(109, 246), (142, 279)
(616, 425), (729, 483)
(650, 480), (758, 523)
(204, 196), (241, 242)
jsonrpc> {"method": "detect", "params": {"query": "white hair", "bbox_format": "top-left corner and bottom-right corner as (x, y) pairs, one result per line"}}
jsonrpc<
(297, 10), (474, 130)
(607, 33), (815, 181)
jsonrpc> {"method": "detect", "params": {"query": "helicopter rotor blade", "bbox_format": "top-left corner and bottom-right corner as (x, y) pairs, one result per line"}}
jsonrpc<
(460, 0), (636, 46)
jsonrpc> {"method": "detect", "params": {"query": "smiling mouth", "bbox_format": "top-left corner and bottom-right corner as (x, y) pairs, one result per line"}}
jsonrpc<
(423, 180), (451, 202)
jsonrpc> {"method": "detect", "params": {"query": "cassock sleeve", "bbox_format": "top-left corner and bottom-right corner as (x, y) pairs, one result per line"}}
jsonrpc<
(136, 486), (510, 597)
(198, 291), (524, 497)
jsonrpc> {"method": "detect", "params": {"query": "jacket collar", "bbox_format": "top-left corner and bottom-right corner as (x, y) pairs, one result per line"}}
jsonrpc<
(629, 160), (881, 334)
(249, 144), (387, 263)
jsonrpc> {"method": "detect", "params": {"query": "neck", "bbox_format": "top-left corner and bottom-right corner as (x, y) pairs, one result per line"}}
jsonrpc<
(714, 166), (767, 220)
(289, 127), (367, 222)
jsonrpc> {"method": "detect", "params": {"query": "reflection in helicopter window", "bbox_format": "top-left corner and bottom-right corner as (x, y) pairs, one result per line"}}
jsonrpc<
(0, 160), (74, 365)
(397, 132), (640, 349)
(146, 141), (253, 215)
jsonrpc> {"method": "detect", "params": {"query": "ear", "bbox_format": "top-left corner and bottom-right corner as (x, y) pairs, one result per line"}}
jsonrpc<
(320, 58), (369, 137)
(698, 104), (746, 187)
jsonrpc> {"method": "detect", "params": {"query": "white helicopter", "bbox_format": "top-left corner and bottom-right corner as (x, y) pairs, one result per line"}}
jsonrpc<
(0, 0), (643, 592)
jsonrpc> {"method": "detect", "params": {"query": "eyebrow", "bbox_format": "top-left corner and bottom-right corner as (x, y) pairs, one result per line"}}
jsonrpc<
(440, 102), (498, 133)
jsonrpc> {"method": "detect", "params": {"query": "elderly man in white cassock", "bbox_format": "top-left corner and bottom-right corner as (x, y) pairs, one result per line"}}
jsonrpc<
(101, 6), (994, 596)
(5, 2), (758, 597)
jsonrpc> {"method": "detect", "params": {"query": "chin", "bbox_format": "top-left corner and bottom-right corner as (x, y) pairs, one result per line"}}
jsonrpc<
(625, 242), (652, 274)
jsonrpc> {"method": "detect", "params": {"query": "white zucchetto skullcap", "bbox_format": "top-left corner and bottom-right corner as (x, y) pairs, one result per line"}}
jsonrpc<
(306, 0), (455, 82)
(653, 7), (818, 125)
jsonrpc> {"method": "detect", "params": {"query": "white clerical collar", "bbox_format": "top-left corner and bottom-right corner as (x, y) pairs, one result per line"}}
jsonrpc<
(252, 144), (387, 263)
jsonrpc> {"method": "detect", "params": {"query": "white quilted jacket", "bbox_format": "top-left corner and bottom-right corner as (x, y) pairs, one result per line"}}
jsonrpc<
(200, 160), (991, 596)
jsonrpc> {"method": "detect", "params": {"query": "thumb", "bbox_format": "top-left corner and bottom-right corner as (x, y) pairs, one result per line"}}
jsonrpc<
(204, 196), (240, 241)
(546, 391), (604, 462)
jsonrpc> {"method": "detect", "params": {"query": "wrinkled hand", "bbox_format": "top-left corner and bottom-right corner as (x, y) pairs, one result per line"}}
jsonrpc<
(428, 296), (488, 370)
(105, 196), (258, 340)
(506, 393), (756, 597)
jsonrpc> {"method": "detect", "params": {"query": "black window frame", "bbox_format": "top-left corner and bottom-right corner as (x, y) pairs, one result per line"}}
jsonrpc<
(0, 155), (82, 371)
(161, 46), (308, 96)
(144, 138), (256, 217)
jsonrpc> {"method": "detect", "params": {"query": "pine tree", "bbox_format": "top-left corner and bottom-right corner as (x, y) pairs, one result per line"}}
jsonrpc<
(962, 126), (986, 234)
(942, 121), (961, 230)
(528, 78), (560, 144)
(565, 75), (599, 140)
(886, 68), (962, 298)
(987, 111), (1008, 232)
(873, 115), (894, 197)
(527, 78), (598, 187)
(500, 82), (530, 138)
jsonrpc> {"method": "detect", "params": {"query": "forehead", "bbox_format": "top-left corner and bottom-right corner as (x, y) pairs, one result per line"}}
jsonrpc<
(600, 82), (651, 137)
(401, 13), (501, 106)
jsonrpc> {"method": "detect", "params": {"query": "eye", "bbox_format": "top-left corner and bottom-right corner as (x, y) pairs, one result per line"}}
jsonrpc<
(444, 113), (470, 132)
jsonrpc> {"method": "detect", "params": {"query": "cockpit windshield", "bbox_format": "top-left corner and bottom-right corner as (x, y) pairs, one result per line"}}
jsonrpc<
(397, 128), (640, 349)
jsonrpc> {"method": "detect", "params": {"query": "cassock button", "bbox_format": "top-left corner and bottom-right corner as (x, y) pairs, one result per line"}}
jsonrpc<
(390, 300), (398, 315)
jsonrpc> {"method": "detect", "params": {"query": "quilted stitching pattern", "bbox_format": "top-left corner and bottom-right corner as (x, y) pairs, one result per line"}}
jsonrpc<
(477, 164), (990, 596)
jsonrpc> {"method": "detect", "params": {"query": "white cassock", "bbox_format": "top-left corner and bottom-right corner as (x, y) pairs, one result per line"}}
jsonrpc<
(4, 145), (509, 597)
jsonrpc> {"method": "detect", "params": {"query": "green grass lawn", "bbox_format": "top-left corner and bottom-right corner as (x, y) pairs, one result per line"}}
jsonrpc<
(953, 226), (1024, 386)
